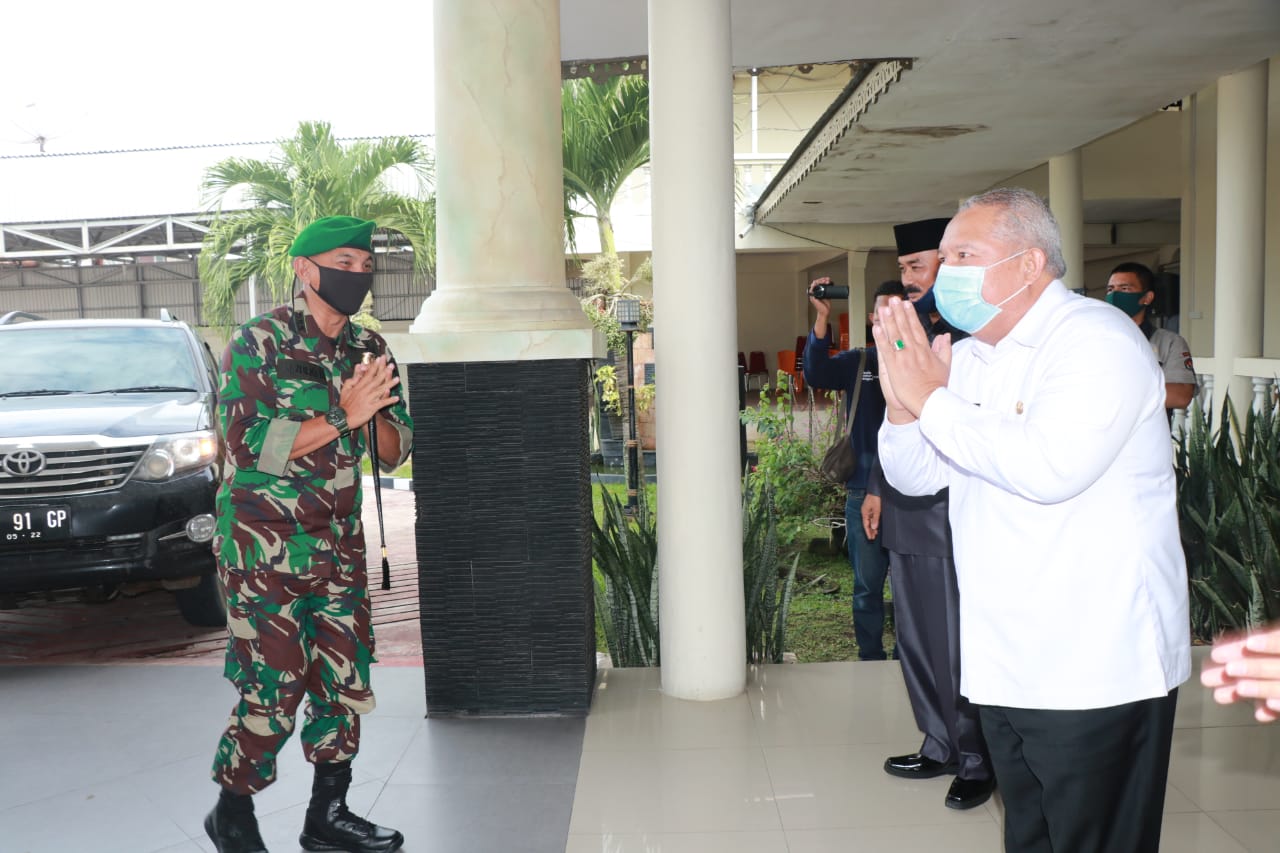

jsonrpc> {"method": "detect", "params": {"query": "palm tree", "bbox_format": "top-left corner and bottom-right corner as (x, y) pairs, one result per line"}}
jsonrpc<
(562, 75), (650, 257)
(563, 74), (654, 482)
(198, 120), (435, 327)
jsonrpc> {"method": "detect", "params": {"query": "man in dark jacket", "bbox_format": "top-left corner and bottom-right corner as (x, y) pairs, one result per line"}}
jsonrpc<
(868, 217), (994, 811)
(803, 279), (903, 661)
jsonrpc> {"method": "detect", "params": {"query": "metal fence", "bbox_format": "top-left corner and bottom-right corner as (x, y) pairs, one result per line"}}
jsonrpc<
(0, 253), (435, 325)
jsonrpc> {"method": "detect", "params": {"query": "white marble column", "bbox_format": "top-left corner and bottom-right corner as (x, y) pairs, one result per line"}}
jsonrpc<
(1211, 61), (1268, 415)
(650, 0), (746, 700)
(402, 0), (595, 364)
(1049, 149), (1084, 293)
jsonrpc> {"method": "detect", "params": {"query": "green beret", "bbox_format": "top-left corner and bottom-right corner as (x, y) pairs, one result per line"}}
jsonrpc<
(288, 216), (376, 257)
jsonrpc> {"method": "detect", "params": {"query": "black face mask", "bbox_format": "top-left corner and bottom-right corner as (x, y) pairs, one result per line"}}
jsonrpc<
(913, 287), (937, 317)
(309, 258), (373, 316)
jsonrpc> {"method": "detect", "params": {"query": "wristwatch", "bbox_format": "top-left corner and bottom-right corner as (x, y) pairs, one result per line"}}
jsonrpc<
(324, 406), (350, 436)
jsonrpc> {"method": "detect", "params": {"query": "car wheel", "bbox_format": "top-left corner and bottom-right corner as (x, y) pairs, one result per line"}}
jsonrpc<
(175, 571), (227, 627)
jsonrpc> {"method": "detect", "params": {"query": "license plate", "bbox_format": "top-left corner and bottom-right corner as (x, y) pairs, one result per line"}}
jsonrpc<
(2, 506), (71, 545)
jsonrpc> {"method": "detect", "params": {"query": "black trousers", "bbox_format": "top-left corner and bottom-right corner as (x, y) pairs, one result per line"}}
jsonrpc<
(891, 552), (990, 780)
(979, 689), (1179, 853)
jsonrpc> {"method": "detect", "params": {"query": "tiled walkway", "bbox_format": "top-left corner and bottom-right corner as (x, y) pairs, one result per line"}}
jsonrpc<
(567, 655), (1280, 852)
(0, 664), (583, 853)
(2, 651), (1278, 852)
(4, 483), (1280, 852)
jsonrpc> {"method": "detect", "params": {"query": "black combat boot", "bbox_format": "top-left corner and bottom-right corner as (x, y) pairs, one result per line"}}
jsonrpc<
(298, 761), (404, 853)
(204, 787), (269, 853)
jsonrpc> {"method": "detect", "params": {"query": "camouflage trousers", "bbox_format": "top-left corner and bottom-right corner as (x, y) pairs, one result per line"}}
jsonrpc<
(211, 565), (376, 795)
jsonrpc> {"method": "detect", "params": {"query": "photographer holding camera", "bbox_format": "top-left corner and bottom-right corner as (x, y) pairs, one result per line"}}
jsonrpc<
(803, 277), (899, 663)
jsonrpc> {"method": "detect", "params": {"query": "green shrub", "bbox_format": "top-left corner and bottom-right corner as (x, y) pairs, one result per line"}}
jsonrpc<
(590, 476), (799, 666)
(591, 485), (660, 667)
(740, 374), (846, 545)
(742, 474), (799, 663)
(1176, 396), (1280, 640)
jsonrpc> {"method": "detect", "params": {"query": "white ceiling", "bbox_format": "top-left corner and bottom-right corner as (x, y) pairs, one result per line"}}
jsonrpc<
(560, 0), (1280, 225)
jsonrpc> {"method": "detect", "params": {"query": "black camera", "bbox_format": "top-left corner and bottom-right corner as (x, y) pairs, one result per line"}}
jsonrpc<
(810, 283), (849, 300)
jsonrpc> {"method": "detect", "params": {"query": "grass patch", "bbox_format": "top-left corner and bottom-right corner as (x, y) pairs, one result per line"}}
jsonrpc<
(360, 457), (412, 479)
(785, 545), (858, 662)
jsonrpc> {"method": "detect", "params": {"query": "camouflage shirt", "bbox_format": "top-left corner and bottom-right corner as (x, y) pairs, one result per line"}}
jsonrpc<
(214, 294), (413, 578)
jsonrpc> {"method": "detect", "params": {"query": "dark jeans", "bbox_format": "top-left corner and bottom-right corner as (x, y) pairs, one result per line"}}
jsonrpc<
(844, 489), (889, 661)
(980, 689), (1179, 853)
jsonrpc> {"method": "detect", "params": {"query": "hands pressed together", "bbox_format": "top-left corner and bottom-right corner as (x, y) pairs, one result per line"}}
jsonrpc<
(870, 298), (952, 422)
(340, 355), (401, 431)
(1200, 625), (1280, 723)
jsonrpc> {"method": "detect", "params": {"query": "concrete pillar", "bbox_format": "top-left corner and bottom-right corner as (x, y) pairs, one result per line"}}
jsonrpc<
(846, 250), (871, 348)
(1212, 61), (1268, 416)
(409, 0), (593, 349)
(1049, 149), (1084, 293)
(649, 0), (746, 700)
(1179, 93), (1199, 353)
(391, 0), (600, 716)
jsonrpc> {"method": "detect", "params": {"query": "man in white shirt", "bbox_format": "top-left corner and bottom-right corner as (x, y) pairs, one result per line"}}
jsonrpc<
(872, 187), (1190, 853)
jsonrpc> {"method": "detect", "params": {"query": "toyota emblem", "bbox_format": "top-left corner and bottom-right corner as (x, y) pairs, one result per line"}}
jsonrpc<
(2, 450), (47, 477)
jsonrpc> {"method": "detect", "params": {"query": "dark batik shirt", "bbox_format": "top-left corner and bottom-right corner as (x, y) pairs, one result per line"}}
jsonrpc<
(214, 294), (412, 578)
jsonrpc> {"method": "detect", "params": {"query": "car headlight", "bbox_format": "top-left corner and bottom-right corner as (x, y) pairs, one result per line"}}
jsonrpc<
(134, 431), (219, 481)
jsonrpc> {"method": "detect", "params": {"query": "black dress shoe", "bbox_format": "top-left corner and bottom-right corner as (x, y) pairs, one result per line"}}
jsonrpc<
(883, 752), (958, 779)
(945, 775), (996, 810)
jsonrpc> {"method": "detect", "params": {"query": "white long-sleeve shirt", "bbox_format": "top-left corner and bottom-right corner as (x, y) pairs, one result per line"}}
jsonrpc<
(879, 280), (1190, 709)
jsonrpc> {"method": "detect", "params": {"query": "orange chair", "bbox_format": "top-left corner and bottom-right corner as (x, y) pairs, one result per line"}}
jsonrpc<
(777, 350), (804, 393)
(746, 350), (768, 391)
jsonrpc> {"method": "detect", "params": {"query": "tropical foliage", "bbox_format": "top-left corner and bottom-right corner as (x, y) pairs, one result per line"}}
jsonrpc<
(579, 253), (653, 354)
(562, 75), (654, 467)
(592, 475), (799, 667)
(740, 374), (847, 545)
(743, 474), (800, 663)
(562, 75), (650, 256)
(1176, 396), (1280, 641)
(592, 484), (660, 667)
(198, 120), (435, 327)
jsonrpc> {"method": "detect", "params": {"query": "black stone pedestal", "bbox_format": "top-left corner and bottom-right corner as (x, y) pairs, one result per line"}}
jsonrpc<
(408, 359), (596, 716)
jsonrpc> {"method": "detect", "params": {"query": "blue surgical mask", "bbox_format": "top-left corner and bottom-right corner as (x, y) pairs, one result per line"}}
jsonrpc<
(933, 250), (1030, 333)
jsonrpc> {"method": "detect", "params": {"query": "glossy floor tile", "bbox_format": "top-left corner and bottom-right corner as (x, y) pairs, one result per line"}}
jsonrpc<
(570, 647), (1280, 852)
(0, 664), (584, 853)
(565, 830), (790, 853)
(4, 645), (1280, 852)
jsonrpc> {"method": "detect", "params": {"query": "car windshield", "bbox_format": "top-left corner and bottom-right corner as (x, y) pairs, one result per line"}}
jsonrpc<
(0, 327), (201, 396)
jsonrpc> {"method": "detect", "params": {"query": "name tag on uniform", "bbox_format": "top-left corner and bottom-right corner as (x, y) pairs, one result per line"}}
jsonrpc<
(277, 358), (325, 383)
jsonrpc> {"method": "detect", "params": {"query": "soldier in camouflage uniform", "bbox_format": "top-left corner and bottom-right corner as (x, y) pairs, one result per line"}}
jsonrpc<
(204, 216), (412, 853)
